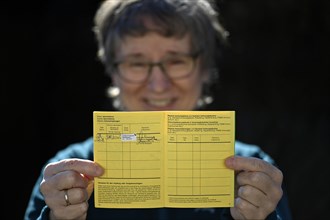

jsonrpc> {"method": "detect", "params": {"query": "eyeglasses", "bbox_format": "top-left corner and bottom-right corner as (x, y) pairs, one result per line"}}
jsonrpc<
(114, 52), (200, 83)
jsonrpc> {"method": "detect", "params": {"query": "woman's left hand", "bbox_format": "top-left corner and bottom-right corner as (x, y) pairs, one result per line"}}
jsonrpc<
(225, 156), (283, 220)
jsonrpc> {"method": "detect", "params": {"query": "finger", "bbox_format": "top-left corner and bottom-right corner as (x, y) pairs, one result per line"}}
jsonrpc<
(237, 184), (266, 208)
(236, 171), (275, 194)
(232, 196), (271, 220)
(47, 169), (91, 190)
(236, 171), (283, 213)
(41, 171), (90, 204)
(86, 180), (95, 199)
(232, 197), (260, 220)
(225, 156), (283, 183)
(41, 171), (94, 215)
(43, 158), (104, 178)
(50, 202), (89, 220)
(62, 188), (89, 206)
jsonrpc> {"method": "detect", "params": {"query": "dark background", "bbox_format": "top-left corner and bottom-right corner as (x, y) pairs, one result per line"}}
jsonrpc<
(2, 0), (329, 219)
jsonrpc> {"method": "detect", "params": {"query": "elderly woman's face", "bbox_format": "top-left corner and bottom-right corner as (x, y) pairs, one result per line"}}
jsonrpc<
(112, 32), (208, 111)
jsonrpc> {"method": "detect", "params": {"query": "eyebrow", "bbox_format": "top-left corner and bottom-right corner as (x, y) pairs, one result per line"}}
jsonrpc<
(119, 51), (192, 60)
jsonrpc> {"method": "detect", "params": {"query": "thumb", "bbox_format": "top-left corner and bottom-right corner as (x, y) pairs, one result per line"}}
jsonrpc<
(86, 179), (94, 199)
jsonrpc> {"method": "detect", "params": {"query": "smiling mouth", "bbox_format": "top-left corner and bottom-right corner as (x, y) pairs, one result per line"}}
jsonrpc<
(146, 99), (175, 107)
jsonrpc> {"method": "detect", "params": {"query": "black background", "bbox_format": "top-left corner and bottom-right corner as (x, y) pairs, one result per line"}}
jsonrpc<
(2, 0), (329, 219)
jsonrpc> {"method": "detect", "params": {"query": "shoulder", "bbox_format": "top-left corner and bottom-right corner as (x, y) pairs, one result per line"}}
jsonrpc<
(235, 140), (275, 165)
(47, 137), (94, 163)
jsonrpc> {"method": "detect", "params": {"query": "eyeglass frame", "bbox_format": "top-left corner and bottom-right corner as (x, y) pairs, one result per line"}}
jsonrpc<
(112, 52), (201, 84)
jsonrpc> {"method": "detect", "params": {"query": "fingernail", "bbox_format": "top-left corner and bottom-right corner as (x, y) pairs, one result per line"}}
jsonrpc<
(225, 156), (234, 168)
(95, 164), (104, 175)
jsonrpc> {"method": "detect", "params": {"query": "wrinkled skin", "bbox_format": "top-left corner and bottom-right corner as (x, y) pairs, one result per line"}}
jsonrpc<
(40, 159), (103, 220)
(40, 156), (282, 220)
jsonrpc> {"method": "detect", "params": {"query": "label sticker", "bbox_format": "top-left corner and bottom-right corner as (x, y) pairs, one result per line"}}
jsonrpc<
(121, 134), (137, 141)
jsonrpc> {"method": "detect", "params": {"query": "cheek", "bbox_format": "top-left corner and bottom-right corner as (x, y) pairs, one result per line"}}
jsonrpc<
(119, 83), (140, 99)
(187, 73), (205, 94)
(117, 81), (145, 110)
(179, 74), (204, 105)
(113, 75), (135, 95)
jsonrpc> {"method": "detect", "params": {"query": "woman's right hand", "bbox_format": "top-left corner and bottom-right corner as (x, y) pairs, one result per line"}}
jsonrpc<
(40, 158), (104, 220)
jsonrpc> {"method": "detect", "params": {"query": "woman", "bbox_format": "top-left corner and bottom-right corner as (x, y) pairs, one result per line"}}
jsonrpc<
(24, 0), (291, 219)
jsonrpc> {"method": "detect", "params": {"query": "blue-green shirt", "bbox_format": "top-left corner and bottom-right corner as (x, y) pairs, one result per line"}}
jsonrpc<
(24, 137), (292, 220)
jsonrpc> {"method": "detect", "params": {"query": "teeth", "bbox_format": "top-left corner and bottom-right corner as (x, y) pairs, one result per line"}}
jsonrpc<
(148, 99), (171, 107)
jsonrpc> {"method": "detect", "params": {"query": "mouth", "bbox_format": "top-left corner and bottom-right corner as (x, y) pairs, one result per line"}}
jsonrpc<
(144, 98), (177, 109)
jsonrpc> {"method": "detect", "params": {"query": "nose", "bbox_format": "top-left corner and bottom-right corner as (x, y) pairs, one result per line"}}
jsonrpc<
(147, 64), (171, 92)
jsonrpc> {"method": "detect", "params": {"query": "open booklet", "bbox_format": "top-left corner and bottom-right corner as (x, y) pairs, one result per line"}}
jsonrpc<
(93, 111), (235, 208)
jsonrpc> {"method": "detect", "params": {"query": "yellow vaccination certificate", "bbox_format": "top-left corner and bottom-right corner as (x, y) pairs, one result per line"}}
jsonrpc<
(93, 111), (235, 208)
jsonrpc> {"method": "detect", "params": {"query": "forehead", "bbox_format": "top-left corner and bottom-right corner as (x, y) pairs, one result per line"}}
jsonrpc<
(115, 32), (192, 57)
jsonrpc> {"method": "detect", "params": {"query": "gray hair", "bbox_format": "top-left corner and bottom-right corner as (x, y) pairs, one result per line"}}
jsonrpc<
(93, 0), (228, 75)
(93, 0), (229, 109)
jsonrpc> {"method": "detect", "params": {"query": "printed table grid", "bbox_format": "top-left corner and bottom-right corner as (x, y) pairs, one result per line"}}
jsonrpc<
(95, 123), (162, 179)
(166, 134), (232, 196)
